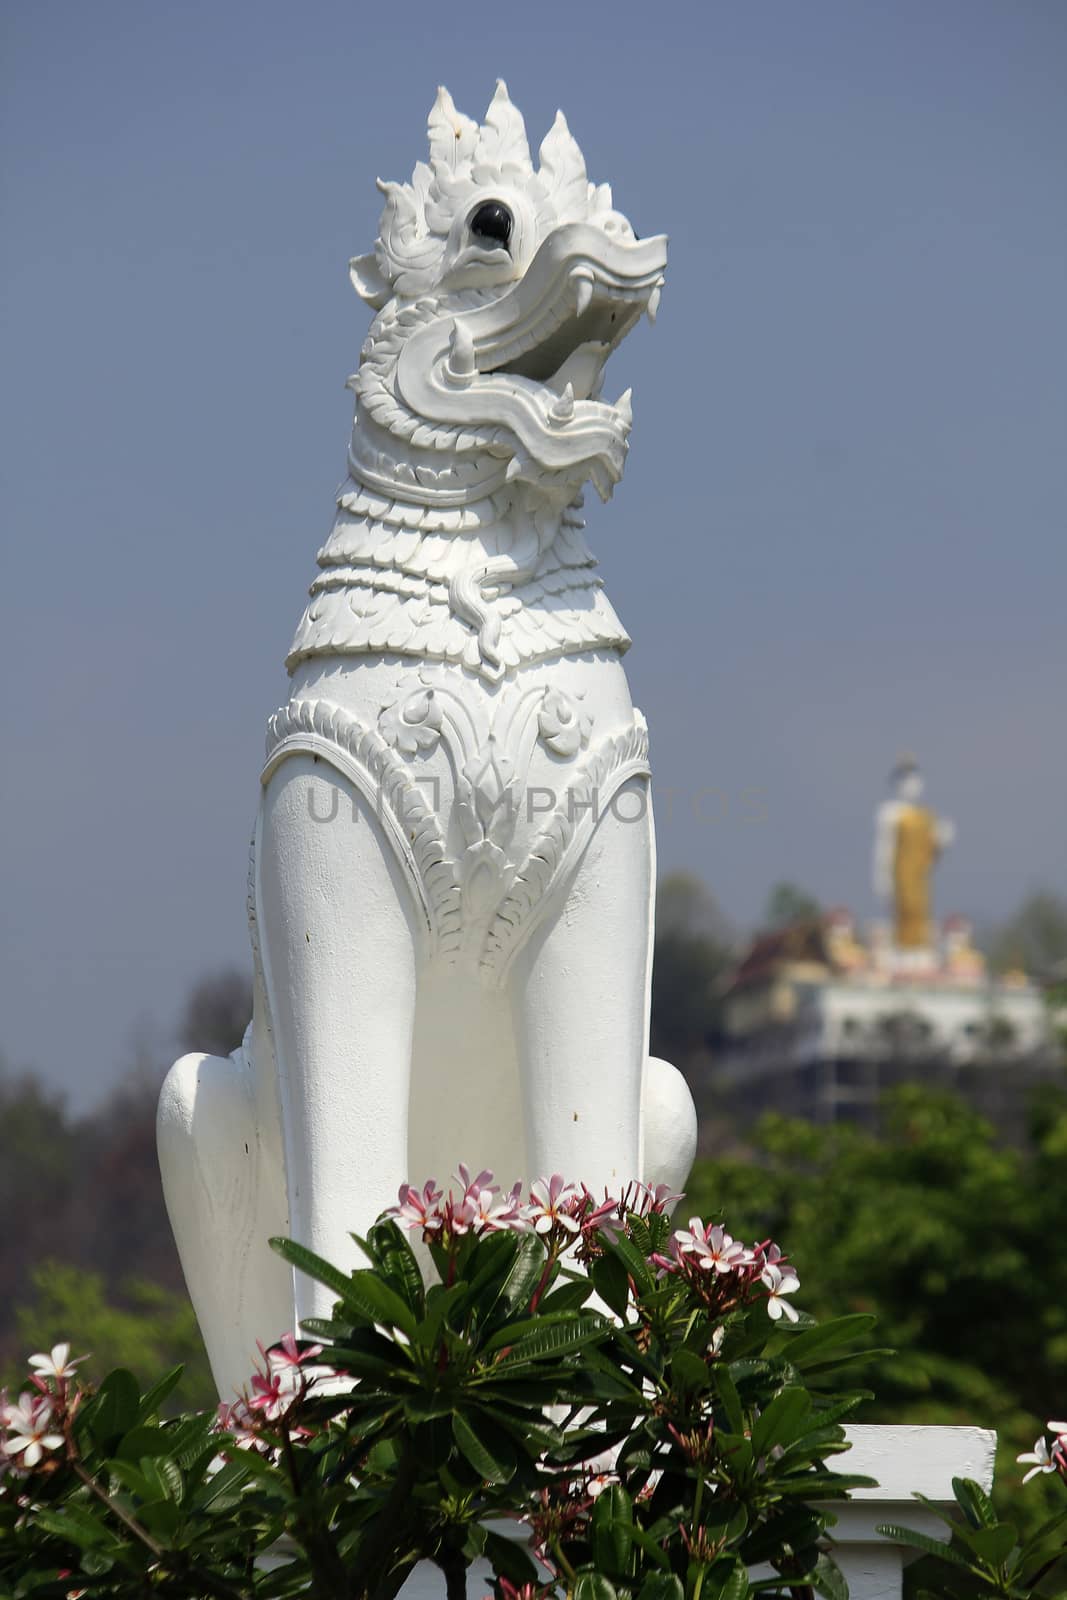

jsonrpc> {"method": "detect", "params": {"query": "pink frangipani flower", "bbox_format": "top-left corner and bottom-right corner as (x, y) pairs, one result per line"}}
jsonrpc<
(675, 1220), (753, 1275)
(388, 1179), (444, 1232)
(262, 1332), (324, 1371)
(528, 1174), (581, 1234)
(471, 1180), (529, 1234)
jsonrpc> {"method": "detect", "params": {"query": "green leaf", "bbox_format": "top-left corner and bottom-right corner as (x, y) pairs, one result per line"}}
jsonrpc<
(808, 1552), (849, 1600)
(270, 1235), (416, 1335)
(90, 1368), (141, 1447)
(467, 1230), (523, 1301)
(627, 1213), (654, 1255)
(671, 1347), (711, 1397)
(875, 1524), (976, 1570)
(160, 1412), (215, 1468)
(134, 1454), (182, 1504)
(798, 1347), (894, 1376)
(591, 1482), (634, 1578)
(776, 1471), (877, 1496)
(136, 1365), (185, 1421)
(481, 1526), (542, 1585)
(415, 1281), (469, 1348)
(499, 1232), (549, 1314)
(539, 1276), (596, 1314)
(961, 1523), (1018, 1569)
(137, 1498), (181, 1541)
(636, 1572), (684, 1599)
(316, 1344), (409, 1382)
(298, 1315), (355, 1340)
(195, 1455), (258, 1508)
(750, 1385), (811, 1460)
(574, 1573), (618, 1600)
(631, 1522), (672, 1571)
(604, 1232), (655, 1294)
(115, 1423), (174, 1463)
(951, 1475), (998, 1530)
(714, 1365), (745, 1434)
(107, 1459), (157, 1500)
(365, 1218), (426, 1316)
(590, 1250), (632, 1320)
(482, 1309), (597, 1355)
(452, 1409), (517, 1483)
(496, 1314), (605, 1366)
(34, 1504), (119, 1550)
(704, 1560), (749, 1600)
(773, 1314), (877, 1365)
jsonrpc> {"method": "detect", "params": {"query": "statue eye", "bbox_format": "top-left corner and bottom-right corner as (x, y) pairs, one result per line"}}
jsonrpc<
(469, 200), (513, 250)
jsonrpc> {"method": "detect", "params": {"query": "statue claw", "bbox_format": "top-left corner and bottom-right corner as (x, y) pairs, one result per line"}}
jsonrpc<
(549, 382), (576, 424)
(446, 318), (477, 381)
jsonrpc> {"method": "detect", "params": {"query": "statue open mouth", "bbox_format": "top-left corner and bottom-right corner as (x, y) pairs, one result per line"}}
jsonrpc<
(471, 225), (668, 396)
(388, 225), (667, 503)
(348, 82), (667, 505)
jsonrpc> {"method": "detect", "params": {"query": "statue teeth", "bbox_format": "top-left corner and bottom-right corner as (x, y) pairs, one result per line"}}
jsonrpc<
(645, 285), (661, 325)
(505, 457), (524, 483)
(615, 387), (632, 426)
(571, 267), (595, 318)
(550, 382), (576, 423)
(589, 463), (614, 502)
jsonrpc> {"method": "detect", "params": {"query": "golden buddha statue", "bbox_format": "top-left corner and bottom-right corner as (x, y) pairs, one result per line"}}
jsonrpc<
(873, 755), (954, 952)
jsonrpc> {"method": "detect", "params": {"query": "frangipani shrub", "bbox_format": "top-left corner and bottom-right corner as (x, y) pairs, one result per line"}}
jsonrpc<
(0, 1172), (881, 1600)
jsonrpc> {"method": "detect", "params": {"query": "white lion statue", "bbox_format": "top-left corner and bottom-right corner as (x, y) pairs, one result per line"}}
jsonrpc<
(158, 83), (697, 1399)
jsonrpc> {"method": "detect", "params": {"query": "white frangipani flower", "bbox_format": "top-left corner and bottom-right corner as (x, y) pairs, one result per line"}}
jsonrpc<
(1018, 1420), (1067, 1483)
(1018, 1436), (1055, 1482)
(763, 1263), (801, 1323)
(2, 1392), (64, 1468)
(27, 1344), (87, 1384)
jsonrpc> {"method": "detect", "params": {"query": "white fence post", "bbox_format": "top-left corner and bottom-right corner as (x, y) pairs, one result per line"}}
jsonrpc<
(824, 1425), (997, 1600)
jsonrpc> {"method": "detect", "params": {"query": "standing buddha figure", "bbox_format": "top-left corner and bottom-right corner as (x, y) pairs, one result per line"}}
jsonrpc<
(872, 755), (954, 954)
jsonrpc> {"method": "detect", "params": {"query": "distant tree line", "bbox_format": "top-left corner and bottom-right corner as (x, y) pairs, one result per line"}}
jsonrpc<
(0, 971), (252, 1410)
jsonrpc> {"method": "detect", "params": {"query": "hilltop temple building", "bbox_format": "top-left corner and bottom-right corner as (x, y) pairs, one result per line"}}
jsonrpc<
(714, 759), (1056, 1128)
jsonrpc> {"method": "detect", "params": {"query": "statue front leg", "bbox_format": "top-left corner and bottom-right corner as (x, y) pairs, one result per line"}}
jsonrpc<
(509, 778), (651, 1193)
(257, 756), (421, 1326)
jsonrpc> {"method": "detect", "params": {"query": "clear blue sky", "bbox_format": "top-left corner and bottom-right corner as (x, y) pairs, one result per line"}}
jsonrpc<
(2, 0), (1064, 1108)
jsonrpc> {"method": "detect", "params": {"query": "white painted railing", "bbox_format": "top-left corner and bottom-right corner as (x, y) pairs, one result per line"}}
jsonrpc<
(398, 1424), (997, 1600)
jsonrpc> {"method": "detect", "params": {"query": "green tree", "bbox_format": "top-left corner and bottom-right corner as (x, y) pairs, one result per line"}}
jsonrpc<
(763, 880), (822, 929)
(988, 891), (1067, 981)
(686, 1082), (1067, 1544)
(7, 1261), (214, 1413)
(650, 873), (734, 1063)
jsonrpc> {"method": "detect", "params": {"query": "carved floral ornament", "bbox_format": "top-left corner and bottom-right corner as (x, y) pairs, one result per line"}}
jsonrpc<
(260, 694), (649, 983)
